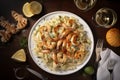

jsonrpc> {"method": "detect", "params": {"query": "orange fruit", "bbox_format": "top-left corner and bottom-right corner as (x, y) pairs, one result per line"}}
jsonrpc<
(106, 28), (120, 47)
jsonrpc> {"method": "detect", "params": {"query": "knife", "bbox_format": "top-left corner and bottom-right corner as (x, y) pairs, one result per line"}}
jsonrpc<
(26, 67), (48, 80)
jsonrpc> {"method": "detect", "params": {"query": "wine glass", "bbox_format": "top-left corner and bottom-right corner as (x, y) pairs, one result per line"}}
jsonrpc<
(74, 0), (97, 11)
(92, 8), (117, 28)
(14, 67), (29, 80)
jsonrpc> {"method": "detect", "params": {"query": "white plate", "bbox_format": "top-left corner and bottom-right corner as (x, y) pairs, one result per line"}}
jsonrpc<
(28, 11), (94, 75)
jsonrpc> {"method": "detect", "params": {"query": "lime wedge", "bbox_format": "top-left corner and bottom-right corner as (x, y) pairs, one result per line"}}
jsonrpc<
(84, 66), (95, 75)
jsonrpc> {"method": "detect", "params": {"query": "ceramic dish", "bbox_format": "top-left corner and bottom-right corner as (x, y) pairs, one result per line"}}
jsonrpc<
(28, 11), (94, 75)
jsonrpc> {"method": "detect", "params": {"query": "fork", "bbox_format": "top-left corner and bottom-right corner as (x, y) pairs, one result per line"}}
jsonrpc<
(95, 39), (103, 62)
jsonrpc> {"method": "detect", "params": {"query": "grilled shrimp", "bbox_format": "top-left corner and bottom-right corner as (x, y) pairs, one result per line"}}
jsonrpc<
(37, 52), (44, 58)
(62, 39), (67, 50)
(54, 25), (61, 33)
(46, 25), (52, 32)
(52, 52), (58, 64)
(57, 52), (67, 63)
(41, 50), (50, 53)
(60, 28), (73, 39)
(66, 42), (71, 52)
(66, 33), (73, 42)
(71, 34), (79, 45)
(74, 50), (85, 59)
(61, 23), (68, 29)
(43, 40), (56, 50)
(51, 29), (59, 41)
(57, 39), (63, 50)
(47, 42), (56, 49)
(53, 61), (58, 69)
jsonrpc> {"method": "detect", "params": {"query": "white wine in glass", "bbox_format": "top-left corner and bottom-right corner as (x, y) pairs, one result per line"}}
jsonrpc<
(74, 0), (97, 11)
(95, 8), (117, 28)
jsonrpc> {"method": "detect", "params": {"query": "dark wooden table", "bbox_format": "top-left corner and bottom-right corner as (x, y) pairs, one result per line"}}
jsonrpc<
(0, 0), (120, 80)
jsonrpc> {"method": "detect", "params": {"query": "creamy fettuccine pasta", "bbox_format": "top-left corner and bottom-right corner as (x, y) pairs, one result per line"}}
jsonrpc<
(32, 15), (91, 71)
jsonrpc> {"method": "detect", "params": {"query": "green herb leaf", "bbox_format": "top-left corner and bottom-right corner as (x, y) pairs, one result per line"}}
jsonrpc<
(19, 37), (27, 48)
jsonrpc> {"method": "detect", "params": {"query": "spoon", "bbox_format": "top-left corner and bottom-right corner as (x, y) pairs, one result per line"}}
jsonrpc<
(107, 59), (116, 80)
(26, 66), (48, 80)
(14, 66), (48, 80)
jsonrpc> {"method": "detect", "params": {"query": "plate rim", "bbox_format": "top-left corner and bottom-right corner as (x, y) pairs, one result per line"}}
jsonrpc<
(28, 11), (94, 75)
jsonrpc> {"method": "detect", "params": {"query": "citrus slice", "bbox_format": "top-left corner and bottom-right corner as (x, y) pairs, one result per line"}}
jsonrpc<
(11, 49), (26, 62)
(30, 1), (42, 14)
(22, 2), (34, 17)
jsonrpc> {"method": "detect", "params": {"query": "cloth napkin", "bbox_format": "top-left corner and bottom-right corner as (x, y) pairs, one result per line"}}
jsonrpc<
(97, 48), (120, 80)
